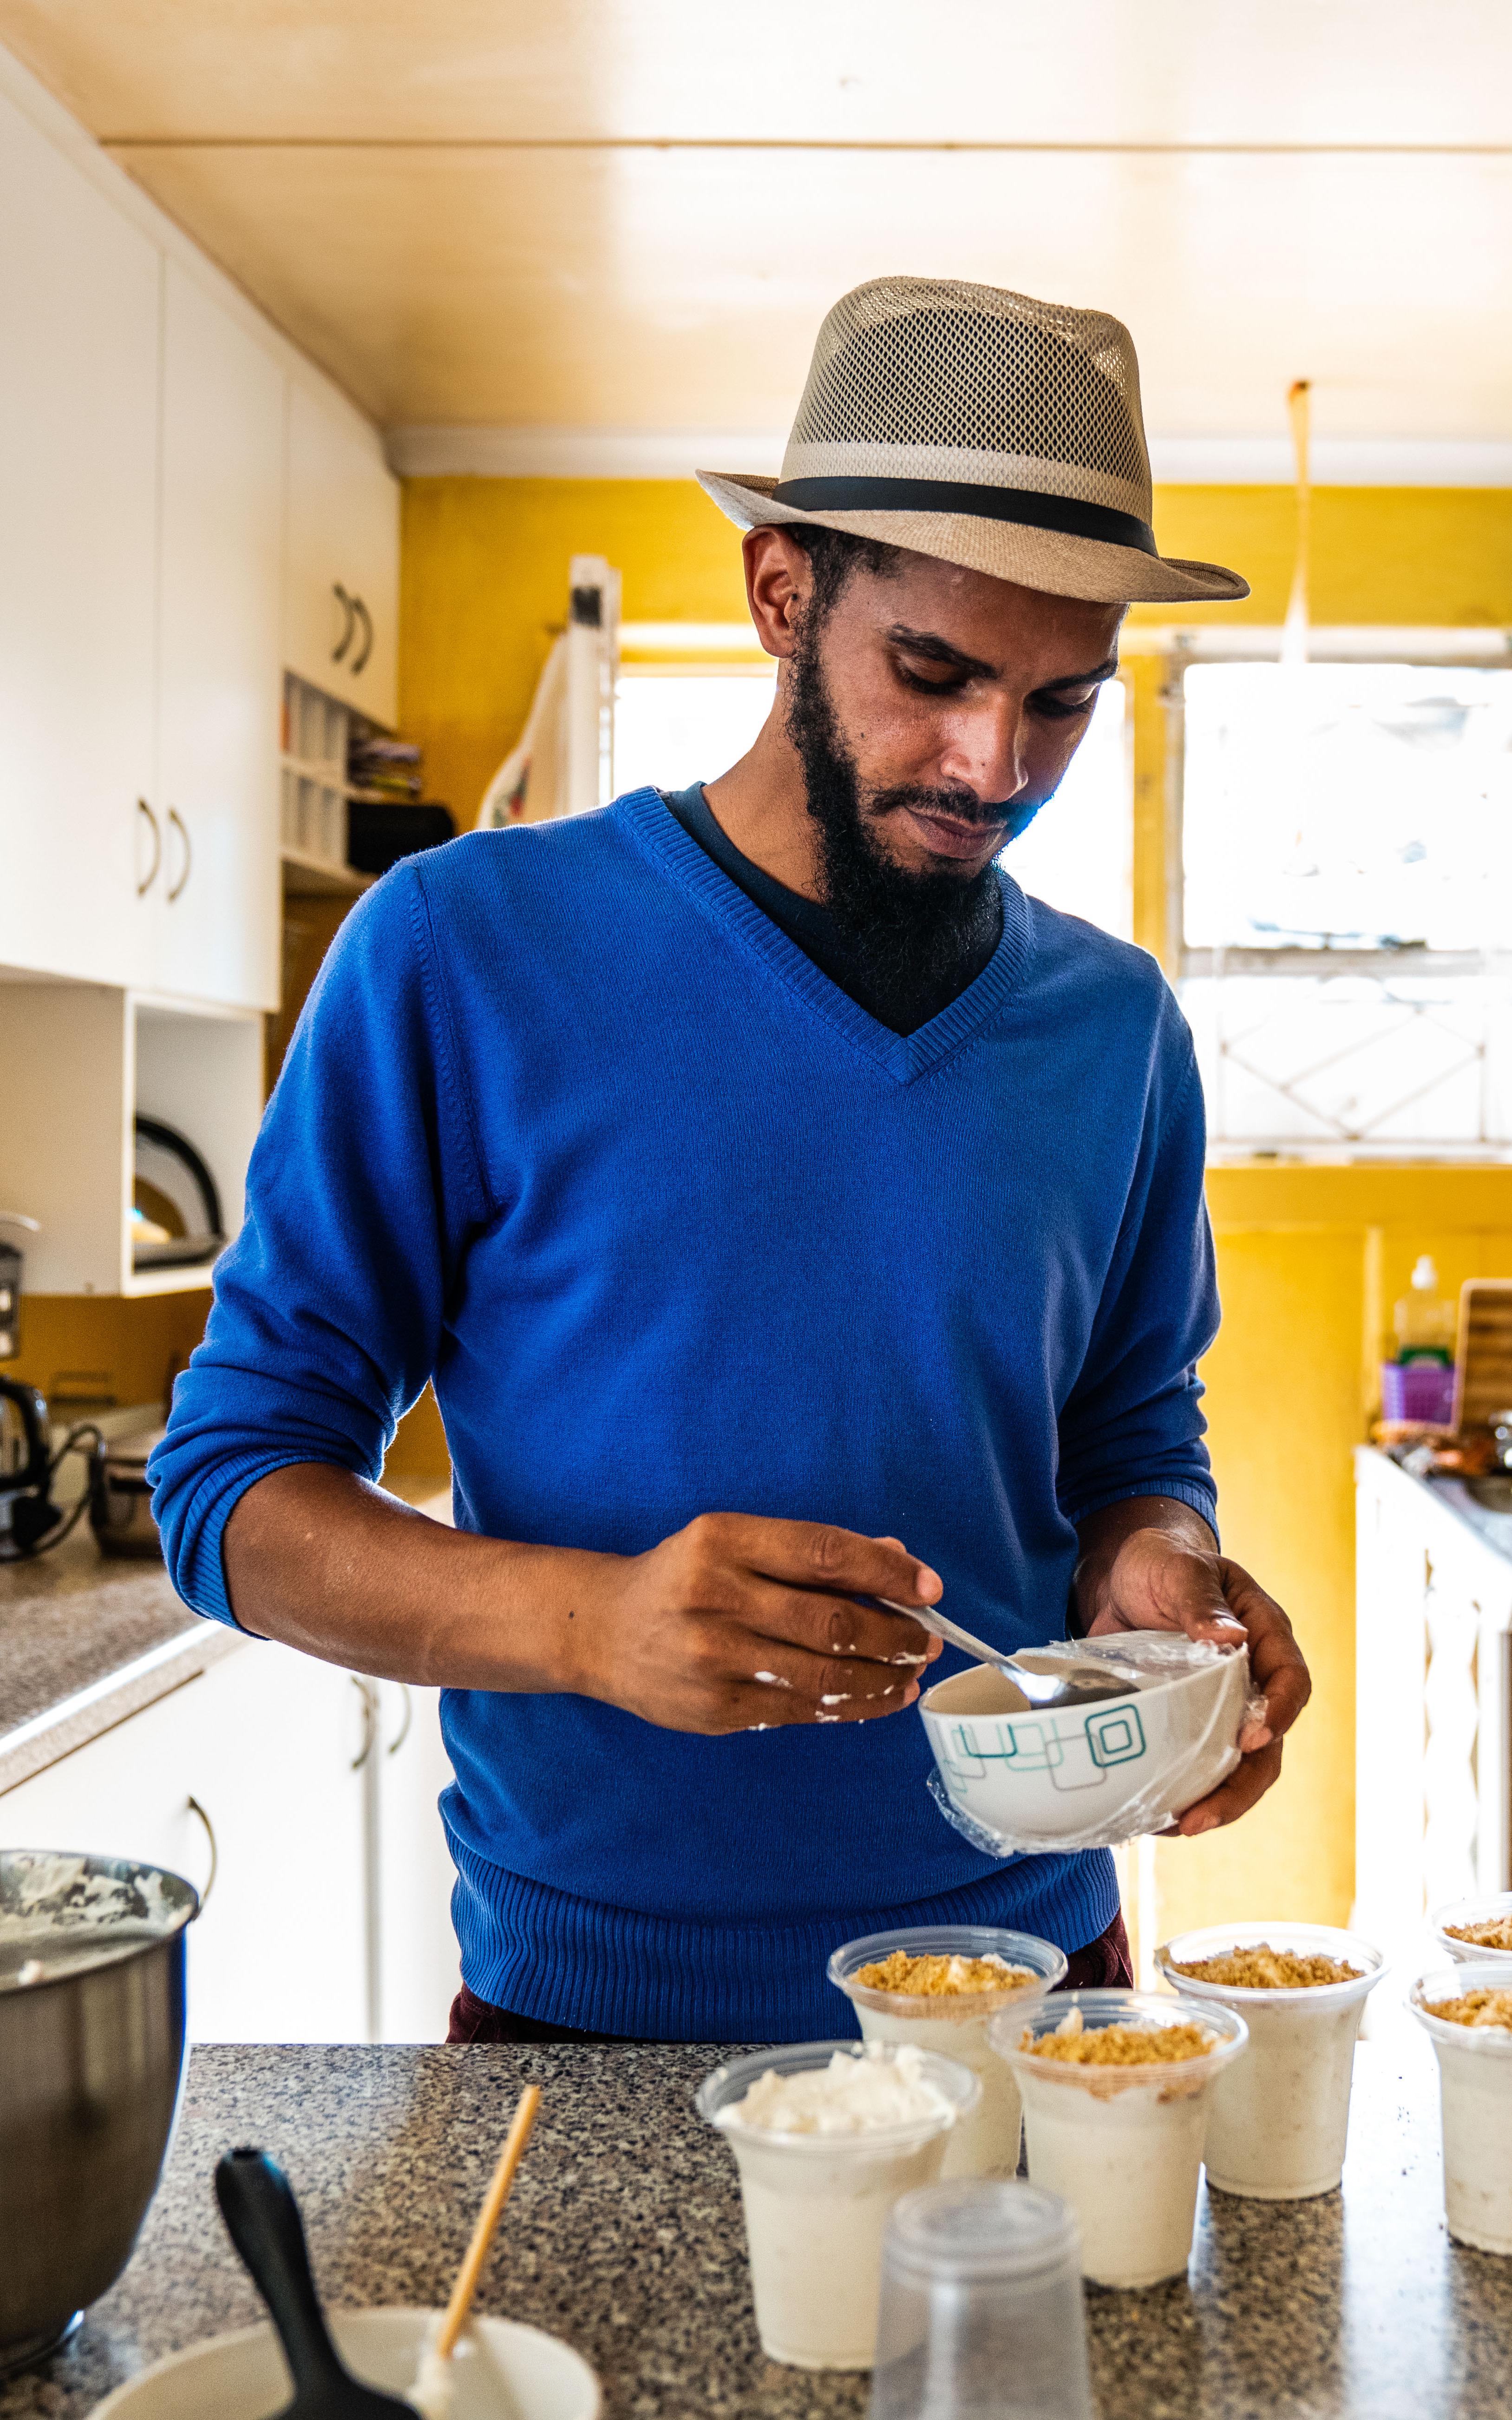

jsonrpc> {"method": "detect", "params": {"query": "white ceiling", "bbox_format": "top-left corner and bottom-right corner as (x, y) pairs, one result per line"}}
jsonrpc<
(2, 0), (1509, 460)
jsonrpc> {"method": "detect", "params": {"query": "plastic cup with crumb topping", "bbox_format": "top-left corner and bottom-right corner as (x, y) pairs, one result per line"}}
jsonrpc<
(828, 1927), (1067, 2180)
(696, 2041), (980, 2371)
(1410, 1963), (1512, 2253)
(1154, 1921), (1386, 2200)
(990, 1989), (1248, 2288)
(1429, 1889), (1512, 1972)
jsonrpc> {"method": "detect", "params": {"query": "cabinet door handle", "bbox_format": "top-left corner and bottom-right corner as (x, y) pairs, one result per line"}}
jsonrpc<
(332, 582), (355, 664)
(136, 798), (161, 896)
(350, 595), (373, 676)
(350, 1674), (377, 1769)
(386, 1682), (413, 1757)
(165, 807), (191, 902)
(187, 1794), (219, 1907)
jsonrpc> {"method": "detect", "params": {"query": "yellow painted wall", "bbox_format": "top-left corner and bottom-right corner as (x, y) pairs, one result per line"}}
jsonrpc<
(402, 478), (1512, 837)
(1162, 1167), (1512, 1944)
(397, 471), (1512, 1939)
(399, 479), (749, 838)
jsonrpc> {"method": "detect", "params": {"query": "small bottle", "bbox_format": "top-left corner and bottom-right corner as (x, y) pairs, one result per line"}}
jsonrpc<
(1394, 1256), (1456, 1367)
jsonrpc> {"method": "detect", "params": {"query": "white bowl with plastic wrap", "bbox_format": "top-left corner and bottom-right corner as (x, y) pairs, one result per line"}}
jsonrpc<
(919, 1634), (1252, 1856)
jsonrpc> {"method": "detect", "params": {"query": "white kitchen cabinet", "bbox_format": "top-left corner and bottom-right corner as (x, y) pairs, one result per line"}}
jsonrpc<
(0, 1637), (373, 2043)
(370, 1680), (461, 2043)
(0, 80), (160, 993)
(285, 381), (400, 727)
(1354, 1447), (1512, 1969)
(154, 264), (286, 1013)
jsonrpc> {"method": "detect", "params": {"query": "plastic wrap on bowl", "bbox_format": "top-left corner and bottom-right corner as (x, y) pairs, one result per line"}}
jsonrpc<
(920, 1634), (1261, 1858)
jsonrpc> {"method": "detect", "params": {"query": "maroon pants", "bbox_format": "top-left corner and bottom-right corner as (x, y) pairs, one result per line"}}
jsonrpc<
(447, 1908), (1134, 2045)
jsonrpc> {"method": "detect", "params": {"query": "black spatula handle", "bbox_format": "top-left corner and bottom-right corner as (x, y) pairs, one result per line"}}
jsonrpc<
(215, 2146), (348, 2395)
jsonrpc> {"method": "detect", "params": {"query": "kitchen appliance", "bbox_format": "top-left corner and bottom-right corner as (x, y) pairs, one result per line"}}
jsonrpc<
(0, 1212), (39, 1361)
(0, 1376), (62, 1557)
(0, 1849), (197, 2377)
(346, 800), (454, 877)
(89, 1425), (165, 1561)
(131, 1117), (225, 1272)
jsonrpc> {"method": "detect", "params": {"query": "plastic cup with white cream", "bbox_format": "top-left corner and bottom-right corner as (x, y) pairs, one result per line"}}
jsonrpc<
(991, 1990), (1247, 2288)
(1155, 1922), (1385, 2199)
(696, 2040), (978, 2370)
(1410, 1964), (1512, 2254)
(827, 1926), (1066, 2180)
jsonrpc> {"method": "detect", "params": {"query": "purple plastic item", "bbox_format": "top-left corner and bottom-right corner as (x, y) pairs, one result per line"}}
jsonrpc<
(1381, 1361), (1456, 1425)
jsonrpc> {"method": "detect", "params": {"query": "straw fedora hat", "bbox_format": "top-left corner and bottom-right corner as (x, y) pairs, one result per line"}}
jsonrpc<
(699, 276), (1247, 607)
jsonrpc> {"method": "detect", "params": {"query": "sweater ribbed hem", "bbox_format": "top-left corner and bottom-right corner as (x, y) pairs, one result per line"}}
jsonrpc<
(445, 1821), (1119, 2041)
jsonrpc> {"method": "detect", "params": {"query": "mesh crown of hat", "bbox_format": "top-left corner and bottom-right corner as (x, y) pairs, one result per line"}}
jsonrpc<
(784, 276), (1152, 516)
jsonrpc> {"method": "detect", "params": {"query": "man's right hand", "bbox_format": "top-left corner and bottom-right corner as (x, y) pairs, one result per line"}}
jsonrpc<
(221, 1468), (944, 1737)
(559, 1514), (945, 1734)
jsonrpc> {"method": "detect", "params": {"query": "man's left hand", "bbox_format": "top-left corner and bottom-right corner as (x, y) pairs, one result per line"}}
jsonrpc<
(1072, 1500), (1310, 1836)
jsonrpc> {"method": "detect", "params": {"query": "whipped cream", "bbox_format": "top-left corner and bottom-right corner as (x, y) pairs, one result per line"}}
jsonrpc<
(719, 2044), (956, 2137)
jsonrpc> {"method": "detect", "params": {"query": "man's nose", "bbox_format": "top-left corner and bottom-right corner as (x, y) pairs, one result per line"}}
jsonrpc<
(936, 696), (1029, 803)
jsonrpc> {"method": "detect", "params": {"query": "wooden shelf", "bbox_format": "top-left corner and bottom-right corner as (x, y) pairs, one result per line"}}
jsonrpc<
(280, 847), (372, 899)
(280, 750), (346, 786)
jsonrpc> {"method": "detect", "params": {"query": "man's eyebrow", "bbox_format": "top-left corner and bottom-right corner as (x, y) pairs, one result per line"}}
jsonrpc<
(885, 624), (997, 680)
(885, 626), (1119, 690)
(1036, 657), (1120, 692)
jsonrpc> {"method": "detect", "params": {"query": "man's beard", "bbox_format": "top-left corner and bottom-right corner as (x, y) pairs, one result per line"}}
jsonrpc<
(785, 618), (1004, 1003)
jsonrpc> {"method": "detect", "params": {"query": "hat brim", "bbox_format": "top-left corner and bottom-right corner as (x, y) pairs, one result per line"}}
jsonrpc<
(697, 470), (1248, 608)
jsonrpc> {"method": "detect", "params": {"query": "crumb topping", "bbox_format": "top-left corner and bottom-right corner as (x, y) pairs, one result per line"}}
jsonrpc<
(1424, 1986), (1512, 2031)
(1022, 2006), (1217, 2065)
(1444, 1914), (1512, 1953)
(1170, 1943), (1362, 1990)
(854, 1950), (1037, 1998)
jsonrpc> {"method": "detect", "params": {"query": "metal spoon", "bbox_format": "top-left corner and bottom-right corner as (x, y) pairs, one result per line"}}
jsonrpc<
(878, 1601), (1138, 1709)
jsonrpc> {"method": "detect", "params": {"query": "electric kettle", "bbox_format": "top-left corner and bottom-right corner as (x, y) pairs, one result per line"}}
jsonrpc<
(0, 1376), (61, 1556)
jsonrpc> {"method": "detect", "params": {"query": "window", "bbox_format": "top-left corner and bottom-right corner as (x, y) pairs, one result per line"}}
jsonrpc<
(1002, 678), (1130, 940)
(1178, 656), (1512, 1154)
(613, 668), (777, 798)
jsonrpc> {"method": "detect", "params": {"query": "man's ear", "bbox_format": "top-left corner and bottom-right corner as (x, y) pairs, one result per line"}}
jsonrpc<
(742, 527), (812, 661)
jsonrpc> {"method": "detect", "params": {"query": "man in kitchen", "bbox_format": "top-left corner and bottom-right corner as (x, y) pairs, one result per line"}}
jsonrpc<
(151, 276), (1309, 2043)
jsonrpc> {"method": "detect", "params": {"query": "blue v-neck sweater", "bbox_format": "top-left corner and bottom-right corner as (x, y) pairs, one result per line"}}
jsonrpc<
(151, 789), (1219, 2040)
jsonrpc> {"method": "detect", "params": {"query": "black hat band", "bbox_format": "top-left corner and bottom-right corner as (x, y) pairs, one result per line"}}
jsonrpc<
(771, 474), (1157, 556)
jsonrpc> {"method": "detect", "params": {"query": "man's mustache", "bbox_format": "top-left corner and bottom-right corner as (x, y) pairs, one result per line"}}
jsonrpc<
(866, 783), (1018, 829)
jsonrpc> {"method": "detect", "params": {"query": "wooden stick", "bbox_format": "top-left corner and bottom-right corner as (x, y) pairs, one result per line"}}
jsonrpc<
(434, 2085), (542, 2361)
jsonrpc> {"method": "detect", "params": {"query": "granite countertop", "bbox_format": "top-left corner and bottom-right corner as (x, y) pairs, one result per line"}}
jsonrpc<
(0, 1524), (242, 1795)
(2, 2038), (1508, 2420)
(0, 1474), (450, 1797)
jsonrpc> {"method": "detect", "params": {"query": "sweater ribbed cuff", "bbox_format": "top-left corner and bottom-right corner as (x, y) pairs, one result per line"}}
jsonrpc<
(1060, 1478), (1219, 1544)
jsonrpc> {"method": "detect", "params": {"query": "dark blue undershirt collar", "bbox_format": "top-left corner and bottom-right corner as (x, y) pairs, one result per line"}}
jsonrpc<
(658, 779), (1004, 1039)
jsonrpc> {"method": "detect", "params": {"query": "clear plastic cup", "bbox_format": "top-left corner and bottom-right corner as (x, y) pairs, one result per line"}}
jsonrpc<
(869, 2180), (1093, 2420)
(1429, 1890), (1512, 1971)
(991, 1989), (1248, 2288)
(1155, 1921), (1386, 2199)
(828, 1927), (1067, 2180)
(1410, 1962), (1512, 2253)
(696, 2042), (980, 2371)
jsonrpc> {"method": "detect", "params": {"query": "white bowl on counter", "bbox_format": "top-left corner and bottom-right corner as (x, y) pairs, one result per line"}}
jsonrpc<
(918, 1638), (1250, 1852)
(88, 2307), (600, 2420)
(1429, 1890), (1512, 1969)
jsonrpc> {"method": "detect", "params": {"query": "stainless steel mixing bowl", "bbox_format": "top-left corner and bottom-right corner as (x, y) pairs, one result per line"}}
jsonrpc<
(0, 1848), (197, 2377)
